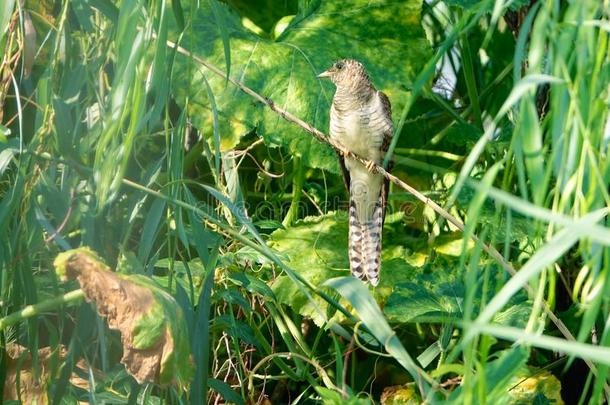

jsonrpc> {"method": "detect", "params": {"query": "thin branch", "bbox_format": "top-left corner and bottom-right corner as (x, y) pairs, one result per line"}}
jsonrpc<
(0, 289), (85, 331)
(166, 39), (606, 386)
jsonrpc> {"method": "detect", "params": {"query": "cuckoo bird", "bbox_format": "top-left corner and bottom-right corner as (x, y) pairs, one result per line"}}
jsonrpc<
(318, 59), (393, 286)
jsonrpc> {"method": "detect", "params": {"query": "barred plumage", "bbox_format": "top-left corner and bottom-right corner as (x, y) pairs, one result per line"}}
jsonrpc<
(318, 59), (393, 286)
(348, 198), (383, 285)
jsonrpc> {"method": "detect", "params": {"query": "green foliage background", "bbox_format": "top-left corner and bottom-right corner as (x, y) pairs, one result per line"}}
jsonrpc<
(172, 0), (430, 172)
(1, 0), (609, 403)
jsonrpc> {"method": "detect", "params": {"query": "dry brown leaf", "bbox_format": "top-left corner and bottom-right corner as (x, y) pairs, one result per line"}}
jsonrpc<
(3, 344), (56, 404)
(54, 248), (193, 387)
(4, 343), (100, 403)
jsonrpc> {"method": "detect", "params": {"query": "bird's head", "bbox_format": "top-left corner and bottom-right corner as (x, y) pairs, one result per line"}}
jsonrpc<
(317, 59), (370, 89)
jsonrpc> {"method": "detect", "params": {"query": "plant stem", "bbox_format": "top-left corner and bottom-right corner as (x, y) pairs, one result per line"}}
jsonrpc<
(282, 155), (304, 227)
(0, 289), (85, 331)
(460, 33), (483, 130)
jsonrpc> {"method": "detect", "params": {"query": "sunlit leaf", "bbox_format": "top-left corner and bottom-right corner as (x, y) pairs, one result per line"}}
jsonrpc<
(268, 212), (419, 324)
(384, 267), (530, 327)
(447, 346), (529, 402)
(171, 0), (431, 172)
(380, 383), (421, 405)
(507, 368), (564, 404)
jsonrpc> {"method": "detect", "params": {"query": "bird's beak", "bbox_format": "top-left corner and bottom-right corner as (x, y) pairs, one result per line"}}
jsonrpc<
(317, 70), (332, 79)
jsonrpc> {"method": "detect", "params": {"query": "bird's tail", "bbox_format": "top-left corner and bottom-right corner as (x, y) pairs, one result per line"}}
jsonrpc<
(348, 197), (383, 286)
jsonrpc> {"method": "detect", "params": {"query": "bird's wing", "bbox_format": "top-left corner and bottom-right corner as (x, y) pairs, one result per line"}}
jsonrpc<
(330, 102), (351, 191)
(337, 152), (351, 191)
(378, 90), (394, 223)
(378, 90), (394, 155)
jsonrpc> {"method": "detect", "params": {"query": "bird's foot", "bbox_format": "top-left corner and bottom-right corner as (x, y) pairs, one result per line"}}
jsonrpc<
(336, 142), (349, 158)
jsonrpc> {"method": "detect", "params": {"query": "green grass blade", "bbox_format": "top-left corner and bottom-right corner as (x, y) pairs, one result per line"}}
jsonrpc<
(190, 262), (216, 404)
(467, 323), (610, 367)
(324, 277), (432, 391)
(467, 209), (608, 338)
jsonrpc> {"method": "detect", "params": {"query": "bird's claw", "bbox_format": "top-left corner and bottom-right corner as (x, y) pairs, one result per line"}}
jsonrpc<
(335, 142), (349, 158)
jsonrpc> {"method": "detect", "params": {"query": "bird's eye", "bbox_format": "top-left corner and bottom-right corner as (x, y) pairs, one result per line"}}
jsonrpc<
(335, 61), (344, 70)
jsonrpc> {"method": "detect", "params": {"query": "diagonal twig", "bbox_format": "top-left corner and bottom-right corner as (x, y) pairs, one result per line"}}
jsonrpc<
(165, 39), (607, 387)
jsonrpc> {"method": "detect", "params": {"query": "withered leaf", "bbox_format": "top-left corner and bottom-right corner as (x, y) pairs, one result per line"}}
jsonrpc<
(54, 247), (194, 388)
(3, 344), (56, 405)
(4, 344), (92, 403)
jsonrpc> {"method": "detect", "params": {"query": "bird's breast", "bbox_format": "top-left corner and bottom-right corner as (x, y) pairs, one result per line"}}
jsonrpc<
(330, 99), (384, 162)
(343, 113), (374, 157)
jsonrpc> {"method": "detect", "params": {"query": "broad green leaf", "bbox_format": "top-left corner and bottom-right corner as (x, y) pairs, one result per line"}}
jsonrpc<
(384, 281), (462, 324)
(268, 212), (419, 324)
(383, 268), (530, 327)
(171, 0), (431, 173)
(457, 188), (532, 244)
